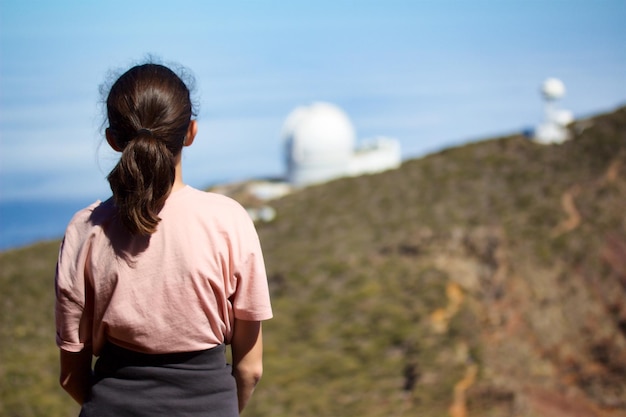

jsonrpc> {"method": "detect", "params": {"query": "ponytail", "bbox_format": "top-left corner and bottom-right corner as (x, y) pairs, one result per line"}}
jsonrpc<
(107, 129), (176, 235)
(103, 62), (195, 236)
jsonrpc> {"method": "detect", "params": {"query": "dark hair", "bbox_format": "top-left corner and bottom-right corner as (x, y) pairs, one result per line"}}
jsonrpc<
(105, 63), (196, 235)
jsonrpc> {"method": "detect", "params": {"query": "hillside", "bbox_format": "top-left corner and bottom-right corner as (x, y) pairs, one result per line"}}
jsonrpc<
(1, 106), (625, 417)
(253, 106), (626, 417)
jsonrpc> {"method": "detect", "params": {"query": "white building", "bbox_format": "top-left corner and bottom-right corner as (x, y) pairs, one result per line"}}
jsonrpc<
(349, 136), (401, 177)
(533, 78), (574, 144)
(282, 102), (401, 187)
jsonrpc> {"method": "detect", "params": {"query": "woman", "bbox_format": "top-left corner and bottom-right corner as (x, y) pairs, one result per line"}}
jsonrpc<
(55, 62), (273, 416)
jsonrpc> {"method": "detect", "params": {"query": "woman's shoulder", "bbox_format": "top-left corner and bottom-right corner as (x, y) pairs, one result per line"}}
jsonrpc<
(66, 198), (116, 231)
(73, 198), (113, 219)
(175, 186), (253, 228)
(61, 198), (116, 247)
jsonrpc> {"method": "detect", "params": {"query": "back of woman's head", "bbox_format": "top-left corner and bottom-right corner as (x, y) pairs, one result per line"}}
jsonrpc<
(105, 63), (195, 235)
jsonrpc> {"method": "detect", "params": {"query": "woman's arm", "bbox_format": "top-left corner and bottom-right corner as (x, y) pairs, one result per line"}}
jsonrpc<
(59, 347), (92, 405)
(231, 319), (264, 413)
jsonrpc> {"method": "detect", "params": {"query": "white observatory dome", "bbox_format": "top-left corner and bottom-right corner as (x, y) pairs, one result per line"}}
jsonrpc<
(283, 102), (356, 186)
(541, 78), (566, 100)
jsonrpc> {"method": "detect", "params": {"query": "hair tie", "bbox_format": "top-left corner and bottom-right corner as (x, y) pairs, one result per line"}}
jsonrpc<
(137, 128), (154, 137)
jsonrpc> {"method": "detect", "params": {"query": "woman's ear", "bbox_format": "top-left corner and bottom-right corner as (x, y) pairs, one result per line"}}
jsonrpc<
(184, 120), (198, 147)
(105, 128), (122, 152)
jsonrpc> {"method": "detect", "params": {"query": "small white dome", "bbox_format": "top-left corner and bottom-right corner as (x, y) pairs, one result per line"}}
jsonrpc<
(554, 109), (574, 126)
(283, 102), (357, 186)
(283, 102), (355, 165)
(541, 78), (566, 100)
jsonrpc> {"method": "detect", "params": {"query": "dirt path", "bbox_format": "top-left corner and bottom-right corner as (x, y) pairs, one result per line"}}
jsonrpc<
(448, 364), (478, 417)
(551, 184), (582, 237)
(551, 154), (622, 238)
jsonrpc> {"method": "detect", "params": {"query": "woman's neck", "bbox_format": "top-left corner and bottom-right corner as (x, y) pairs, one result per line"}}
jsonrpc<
(171, 154), (186, 192)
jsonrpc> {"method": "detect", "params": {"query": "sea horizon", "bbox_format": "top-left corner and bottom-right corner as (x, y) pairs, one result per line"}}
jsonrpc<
(0, 197), (96, 252)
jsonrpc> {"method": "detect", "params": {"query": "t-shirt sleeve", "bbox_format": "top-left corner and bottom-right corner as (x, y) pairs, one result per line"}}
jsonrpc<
(55, 210), (94, 352)
(230, 207), (273, 321)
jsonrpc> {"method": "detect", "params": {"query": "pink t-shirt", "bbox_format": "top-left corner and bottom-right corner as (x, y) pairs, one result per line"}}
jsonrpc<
(55, 186), (272, 355)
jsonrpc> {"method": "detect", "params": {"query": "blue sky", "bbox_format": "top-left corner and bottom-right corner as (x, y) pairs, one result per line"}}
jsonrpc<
(1, 0), (625, 203)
